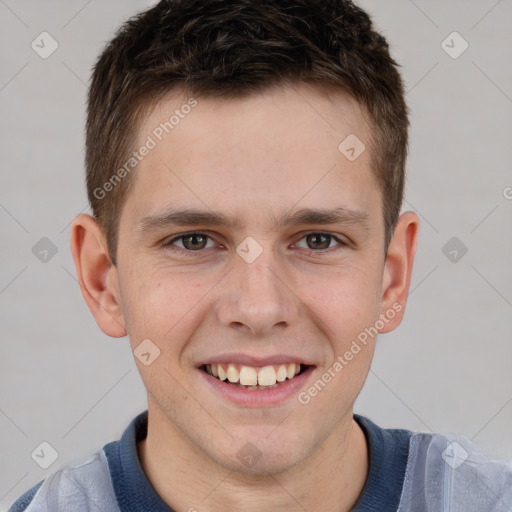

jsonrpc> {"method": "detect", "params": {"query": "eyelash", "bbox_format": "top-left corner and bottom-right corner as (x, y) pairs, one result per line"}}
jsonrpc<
(163, 231), (347, 256)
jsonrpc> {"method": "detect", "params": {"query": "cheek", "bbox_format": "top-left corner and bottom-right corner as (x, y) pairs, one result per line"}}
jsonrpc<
(121, 273), (207, 392)
(302, 263), (382, 337)
(121, 267), (210, 348)
(304, 275), (379, 411)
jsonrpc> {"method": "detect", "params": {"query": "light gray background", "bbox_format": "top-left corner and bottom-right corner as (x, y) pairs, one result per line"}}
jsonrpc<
(1, 0), (511, 509)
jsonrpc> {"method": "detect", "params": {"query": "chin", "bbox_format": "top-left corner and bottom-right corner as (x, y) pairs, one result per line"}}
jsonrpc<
(216, 450), (303, 476)
(208, 431), (310, 476)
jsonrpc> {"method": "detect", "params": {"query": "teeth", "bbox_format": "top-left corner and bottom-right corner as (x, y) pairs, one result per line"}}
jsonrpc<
(217, 364), (227, 381)
(227, 363), (239, 383)
(205, 362), (304, 387)
(276, 364), (287, 382)
(239, 366), (258, 386)
(258, 366), (277, 386)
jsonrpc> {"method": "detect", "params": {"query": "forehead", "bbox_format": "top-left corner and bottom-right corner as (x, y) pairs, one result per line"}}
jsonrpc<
(124, 83), (380, 230)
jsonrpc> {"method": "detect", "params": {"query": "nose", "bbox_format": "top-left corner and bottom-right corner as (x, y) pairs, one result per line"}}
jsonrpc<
(215, 246), (300, 337)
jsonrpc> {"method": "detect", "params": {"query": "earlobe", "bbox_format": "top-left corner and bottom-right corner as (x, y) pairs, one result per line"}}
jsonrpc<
(70, 213), (127, 338)
(378, 211), (419, 333)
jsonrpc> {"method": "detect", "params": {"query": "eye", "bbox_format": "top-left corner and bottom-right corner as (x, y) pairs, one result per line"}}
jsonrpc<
(166, 232), (216, 251)
(163, 231), (346, 256)
(295, 232), (345, 252)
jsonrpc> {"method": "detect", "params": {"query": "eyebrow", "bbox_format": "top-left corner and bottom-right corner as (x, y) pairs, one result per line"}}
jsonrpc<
(138, 206), (370, 232)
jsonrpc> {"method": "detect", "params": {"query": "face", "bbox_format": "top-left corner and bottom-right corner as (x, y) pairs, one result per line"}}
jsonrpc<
(78, 84), (415, 475)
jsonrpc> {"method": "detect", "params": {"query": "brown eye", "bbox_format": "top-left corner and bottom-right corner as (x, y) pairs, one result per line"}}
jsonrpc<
(180, 233), (208, 250)
(167, 232), (215, 251)
(295, 232), (345, 253)
(305, 233), (332, 250)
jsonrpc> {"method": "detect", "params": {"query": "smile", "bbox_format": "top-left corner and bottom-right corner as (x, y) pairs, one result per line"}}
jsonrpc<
(202, 363), (306, 389)
(198, 356), (316, 407)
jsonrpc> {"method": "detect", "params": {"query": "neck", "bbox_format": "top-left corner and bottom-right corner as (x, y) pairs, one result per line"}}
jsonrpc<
(138, 405), (368, 512)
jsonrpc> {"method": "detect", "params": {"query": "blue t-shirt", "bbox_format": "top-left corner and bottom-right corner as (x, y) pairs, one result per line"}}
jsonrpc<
(8, 410), (512, 511)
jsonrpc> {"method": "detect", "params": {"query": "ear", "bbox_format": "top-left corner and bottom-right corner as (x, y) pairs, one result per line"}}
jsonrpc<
(70, 213), (127, 338)
(378, 211), (419, 333)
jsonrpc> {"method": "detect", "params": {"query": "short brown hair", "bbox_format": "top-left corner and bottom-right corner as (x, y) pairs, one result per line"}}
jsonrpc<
(86, 0), (408, 264)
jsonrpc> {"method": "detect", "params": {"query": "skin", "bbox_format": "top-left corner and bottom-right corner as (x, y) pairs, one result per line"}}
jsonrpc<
(71, 83), (419, 512)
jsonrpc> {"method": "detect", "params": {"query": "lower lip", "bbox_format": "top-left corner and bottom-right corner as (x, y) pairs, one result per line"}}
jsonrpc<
(198, 366), (316, 407)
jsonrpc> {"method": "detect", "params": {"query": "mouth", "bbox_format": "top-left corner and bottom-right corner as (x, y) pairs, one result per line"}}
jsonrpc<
(201, 362), (309, 390)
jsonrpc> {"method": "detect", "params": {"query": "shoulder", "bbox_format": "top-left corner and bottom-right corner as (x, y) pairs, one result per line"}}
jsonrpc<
(355, 413), (413, 473)
(352, 414), (414, 510)
(398, 431), (512, 511)
(7, 450), (118, 512)
(354, 415), (512, 511)
(8, 481), (43, 512)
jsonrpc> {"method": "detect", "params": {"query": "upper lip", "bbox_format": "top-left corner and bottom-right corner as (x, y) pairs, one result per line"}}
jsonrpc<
(199, 353), (314, 367)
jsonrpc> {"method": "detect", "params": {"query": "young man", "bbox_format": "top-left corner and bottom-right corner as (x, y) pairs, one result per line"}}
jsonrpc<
(9, 0), (512, 510)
